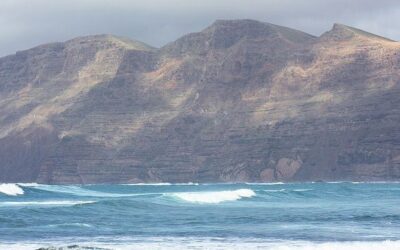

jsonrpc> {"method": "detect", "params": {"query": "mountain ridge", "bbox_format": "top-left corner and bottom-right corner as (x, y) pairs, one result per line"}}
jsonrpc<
(1, 19), (400, 183)
(3, 20), (398, 60)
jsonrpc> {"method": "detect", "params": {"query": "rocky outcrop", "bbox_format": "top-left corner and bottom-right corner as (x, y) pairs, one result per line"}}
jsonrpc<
(1, 19), (400, 183)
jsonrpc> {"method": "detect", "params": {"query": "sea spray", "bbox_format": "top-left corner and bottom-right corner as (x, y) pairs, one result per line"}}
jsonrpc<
(0, 184), (24, 196)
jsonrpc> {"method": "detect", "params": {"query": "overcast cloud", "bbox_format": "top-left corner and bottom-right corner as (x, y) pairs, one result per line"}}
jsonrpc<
(1, 0), (400, 56)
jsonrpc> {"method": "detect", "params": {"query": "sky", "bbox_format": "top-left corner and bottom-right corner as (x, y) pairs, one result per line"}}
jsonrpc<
(1, 0), (400, 57)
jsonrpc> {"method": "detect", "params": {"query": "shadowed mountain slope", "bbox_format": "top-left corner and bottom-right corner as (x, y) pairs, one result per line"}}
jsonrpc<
(1, 20), (400, 183)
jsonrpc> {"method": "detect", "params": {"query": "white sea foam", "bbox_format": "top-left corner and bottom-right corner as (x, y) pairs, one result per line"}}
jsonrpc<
(0, 183), (24, 196)
(0, 200), (95, 207)
(267, 240), (400, 250)
(171, 189), (255, 203)
(1, 239), (400, 250)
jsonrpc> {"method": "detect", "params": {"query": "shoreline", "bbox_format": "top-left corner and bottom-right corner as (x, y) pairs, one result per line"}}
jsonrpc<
(2, 239), (400, 250)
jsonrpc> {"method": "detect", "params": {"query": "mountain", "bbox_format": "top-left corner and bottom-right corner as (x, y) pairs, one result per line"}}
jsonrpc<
(1, 19), (400, 184)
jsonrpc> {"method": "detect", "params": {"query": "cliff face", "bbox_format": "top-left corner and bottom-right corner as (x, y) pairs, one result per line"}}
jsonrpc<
(1, 20), (400, 183)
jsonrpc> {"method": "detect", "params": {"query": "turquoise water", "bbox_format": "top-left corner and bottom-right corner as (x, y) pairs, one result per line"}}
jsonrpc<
(0, 182), (399, 249)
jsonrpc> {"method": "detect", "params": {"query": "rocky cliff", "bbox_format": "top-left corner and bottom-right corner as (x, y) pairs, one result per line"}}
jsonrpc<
(1, 20), (400, 183)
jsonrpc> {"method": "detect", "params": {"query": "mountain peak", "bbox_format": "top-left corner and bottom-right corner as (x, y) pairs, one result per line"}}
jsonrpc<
(162, 19), (315, 55)
(321, 23), (395, 42)
(204, 19), (315, 44)
(65, 34), (155, 51)
(210, 18), (264, 26)
(206, 19), (273, 31)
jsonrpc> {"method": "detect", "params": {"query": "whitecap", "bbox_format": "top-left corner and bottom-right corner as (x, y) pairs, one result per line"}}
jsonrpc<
(262, 189), (286, 192)
(292, 189), (313, 192)
(0, 183), (24, 196)
(47, 223), (93, 228)
(170, 189), (255, 204)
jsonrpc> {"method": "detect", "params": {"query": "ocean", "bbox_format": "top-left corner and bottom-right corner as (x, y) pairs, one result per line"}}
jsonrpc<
(0, 182), (399, 249)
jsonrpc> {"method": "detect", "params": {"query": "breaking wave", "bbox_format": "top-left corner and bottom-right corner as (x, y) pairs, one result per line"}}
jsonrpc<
(0, 184), (24, 196)
(171, 189), (255, 203)
(17, 183), (40, 187)
(26, 184), (134, 197)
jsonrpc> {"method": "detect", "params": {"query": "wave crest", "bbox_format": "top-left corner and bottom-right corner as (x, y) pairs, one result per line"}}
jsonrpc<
(27, 185), (133, 197)
(0, 184), (24, 196)
(0, 200), (95, 207)
(171, 189), (255, 203)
